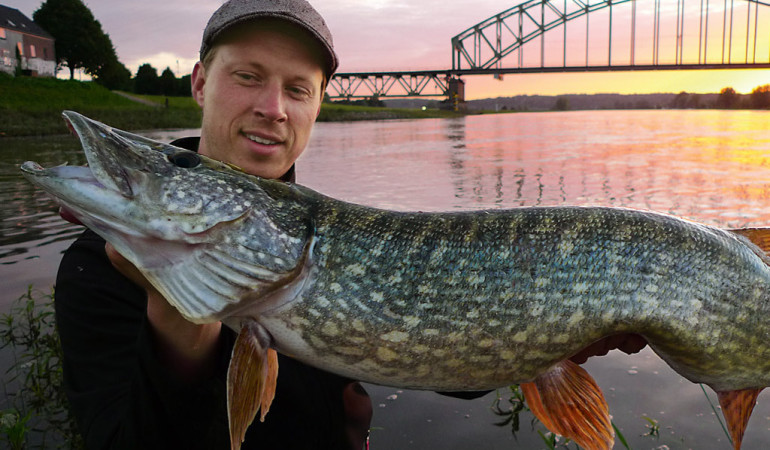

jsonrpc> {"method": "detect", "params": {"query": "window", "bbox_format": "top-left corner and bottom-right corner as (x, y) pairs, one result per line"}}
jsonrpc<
(29, 44), (35, 58)
(0, 28), (6, 39)
(16, 42), (22, 56)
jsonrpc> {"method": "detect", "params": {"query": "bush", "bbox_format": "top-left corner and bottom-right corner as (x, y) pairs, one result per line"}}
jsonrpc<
(0, 287), (84, 449)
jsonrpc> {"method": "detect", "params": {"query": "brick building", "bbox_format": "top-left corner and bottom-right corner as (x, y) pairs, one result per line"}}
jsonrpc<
(0, 5), (55, 76)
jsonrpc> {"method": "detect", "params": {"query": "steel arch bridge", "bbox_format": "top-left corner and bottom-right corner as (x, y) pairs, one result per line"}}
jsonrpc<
(327, 0), (770, 102)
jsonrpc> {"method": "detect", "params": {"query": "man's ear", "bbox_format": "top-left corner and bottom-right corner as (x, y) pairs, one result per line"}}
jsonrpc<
(191, 61), (206, 108)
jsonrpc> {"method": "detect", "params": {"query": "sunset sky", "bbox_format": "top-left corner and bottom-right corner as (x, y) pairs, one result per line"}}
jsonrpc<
(6, 0), (770, 99)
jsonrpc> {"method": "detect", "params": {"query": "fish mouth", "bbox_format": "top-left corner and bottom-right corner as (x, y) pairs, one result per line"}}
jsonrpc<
(20, 111), (192, 229)
(20, 111), (135, 198)
(21, 110), (192, 199)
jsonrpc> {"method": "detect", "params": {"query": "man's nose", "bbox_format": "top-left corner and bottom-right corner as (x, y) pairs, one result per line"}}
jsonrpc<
(253, 83), (288, 123)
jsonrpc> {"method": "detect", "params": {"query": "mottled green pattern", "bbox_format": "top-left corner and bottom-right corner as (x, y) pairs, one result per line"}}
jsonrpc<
(260, 200), (770, 392)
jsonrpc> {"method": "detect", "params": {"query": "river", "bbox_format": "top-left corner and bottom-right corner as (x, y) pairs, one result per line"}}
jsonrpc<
(2, 109), (770, 448)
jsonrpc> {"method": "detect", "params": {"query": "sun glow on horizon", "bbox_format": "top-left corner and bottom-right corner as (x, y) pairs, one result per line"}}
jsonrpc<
(464, 69), (770, 99)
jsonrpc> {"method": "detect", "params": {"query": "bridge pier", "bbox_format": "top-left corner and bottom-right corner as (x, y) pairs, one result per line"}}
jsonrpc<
(447, 77), (465, 110)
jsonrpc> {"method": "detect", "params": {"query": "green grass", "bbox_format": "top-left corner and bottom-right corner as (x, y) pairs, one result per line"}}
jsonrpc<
(317, 102), (465, 122)
(0, 74), (199, 136)
(0, 74), (465, 137)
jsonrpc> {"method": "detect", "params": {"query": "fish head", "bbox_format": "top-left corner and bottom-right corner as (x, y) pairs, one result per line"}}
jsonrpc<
(21, 110), (257, 245)
(21, 111), (312, 323)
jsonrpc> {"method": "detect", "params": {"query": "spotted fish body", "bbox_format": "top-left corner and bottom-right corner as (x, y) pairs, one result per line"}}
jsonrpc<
(21, 112), (770, 450)
(254, 199), (770, 393)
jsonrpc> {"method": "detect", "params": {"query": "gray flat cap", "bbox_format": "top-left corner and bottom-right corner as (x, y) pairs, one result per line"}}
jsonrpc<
(200, 0), (338, 76)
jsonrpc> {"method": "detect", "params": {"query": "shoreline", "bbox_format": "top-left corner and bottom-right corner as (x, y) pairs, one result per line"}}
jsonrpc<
(0, 103), (470, 138)
(0, 76), (468, 137)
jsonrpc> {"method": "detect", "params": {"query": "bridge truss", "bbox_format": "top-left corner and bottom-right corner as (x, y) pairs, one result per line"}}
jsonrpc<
(326, 0), (770, 101)
(452, 0), (770, 70)
(328, 71), (453, 101)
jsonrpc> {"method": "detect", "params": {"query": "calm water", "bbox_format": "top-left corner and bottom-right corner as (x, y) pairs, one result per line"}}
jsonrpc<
(3, 110), (770, 448)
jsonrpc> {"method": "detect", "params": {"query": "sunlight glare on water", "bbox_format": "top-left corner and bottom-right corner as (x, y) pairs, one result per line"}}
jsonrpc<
(300, 110), (770, 231)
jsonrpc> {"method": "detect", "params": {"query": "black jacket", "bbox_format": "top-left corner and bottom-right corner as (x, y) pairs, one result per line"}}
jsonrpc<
(55, 137), (363, 449)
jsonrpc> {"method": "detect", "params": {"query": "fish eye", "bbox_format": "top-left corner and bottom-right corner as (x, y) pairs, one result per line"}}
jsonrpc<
(168, 152), (201, 168)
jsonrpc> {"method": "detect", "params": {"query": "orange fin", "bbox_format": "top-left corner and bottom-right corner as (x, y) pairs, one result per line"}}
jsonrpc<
(521, 360), (614, 450)
(717, 388), (763, 450)
(227, 321), (274, 450)
(259, 348), (279, 422)
(729, 228), (770, 254)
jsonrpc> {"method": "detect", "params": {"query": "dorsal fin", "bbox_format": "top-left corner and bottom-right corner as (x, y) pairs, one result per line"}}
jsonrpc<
(729, 228), (770, 254)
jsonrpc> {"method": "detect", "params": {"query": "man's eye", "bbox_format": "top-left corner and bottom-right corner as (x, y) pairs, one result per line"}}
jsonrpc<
(235, 72), (257, 82)
(288, 86), (311, 98)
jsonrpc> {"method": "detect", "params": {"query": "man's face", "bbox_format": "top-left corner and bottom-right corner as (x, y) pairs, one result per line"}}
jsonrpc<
(191, 24), (325, 179)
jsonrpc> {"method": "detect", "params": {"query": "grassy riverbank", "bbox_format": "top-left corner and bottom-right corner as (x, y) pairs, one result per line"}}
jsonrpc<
(0, 75), (464, 137)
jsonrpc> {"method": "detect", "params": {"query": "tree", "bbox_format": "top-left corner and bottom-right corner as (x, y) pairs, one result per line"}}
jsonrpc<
(750, 85), (770, 109)
(14, 44), (22, 76)
(686, 93), (702, 109)
(33, 0), (116, 79)
(159, 67), (178, 96)
(672, 91), (689, 109)
(94, 55), (132, 91)
(553, 96), (569, 111)
(716, 87), (739, 109)
(134, 64), (160, 95)
(177, 74), (192, 96)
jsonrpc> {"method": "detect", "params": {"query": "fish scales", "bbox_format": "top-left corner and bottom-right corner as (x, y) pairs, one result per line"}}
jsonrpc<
(255, 199), (770, 391)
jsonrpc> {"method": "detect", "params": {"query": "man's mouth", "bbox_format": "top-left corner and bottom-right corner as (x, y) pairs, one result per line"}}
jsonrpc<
(245, 133), (280, 145)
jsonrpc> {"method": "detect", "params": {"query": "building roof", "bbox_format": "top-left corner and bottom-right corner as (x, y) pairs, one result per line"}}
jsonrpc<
(0, 5), (53, 39)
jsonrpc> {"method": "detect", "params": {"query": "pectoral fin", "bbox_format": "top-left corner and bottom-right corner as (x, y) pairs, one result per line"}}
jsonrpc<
(520, 360), (614, 450)
(717, 388), (763, 450)
(227, 321), (279, 450)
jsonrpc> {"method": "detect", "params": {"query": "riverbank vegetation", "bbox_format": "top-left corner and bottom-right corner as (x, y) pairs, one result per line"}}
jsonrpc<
(0, 74), (201, 136)
(1, 288), (82, 449)
(0, 74), (464, 137)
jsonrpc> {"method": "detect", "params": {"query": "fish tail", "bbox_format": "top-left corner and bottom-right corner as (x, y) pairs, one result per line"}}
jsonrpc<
(521, 360), (614, 450)
(717, 388), (763, 450)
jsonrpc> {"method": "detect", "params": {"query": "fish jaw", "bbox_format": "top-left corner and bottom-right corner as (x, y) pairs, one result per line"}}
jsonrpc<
(20, 161), (152, 242)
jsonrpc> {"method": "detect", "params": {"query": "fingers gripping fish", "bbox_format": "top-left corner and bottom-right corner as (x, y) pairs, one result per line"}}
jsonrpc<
(22, 111), (770, 450)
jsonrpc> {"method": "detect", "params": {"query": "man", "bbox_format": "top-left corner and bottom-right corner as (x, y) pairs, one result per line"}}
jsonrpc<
(55, 1), (372, 448)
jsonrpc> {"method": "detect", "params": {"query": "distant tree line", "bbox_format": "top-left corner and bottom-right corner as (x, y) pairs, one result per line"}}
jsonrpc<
(333, 95), (385, 107)
(132, 64), (192, 96)
(546, 84), (770, 111)
(669, 86), (770, 109)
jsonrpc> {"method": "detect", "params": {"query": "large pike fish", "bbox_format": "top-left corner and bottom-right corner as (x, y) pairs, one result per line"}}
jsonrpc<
(21, 111), (770, 450)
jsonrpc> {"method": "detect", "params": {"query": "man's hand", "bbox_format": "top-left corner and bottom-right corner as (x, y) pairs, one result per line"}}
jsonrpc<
(342, 382), (372, 450)
(570, 333), (647, 364)
(105, 243), (223, 382)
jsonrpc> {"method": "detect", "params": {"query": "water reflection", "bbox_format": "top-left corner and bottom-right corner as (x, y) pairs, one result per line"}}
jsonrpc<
(0, 136), (86, 264)
(302, 111), (770, 231)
